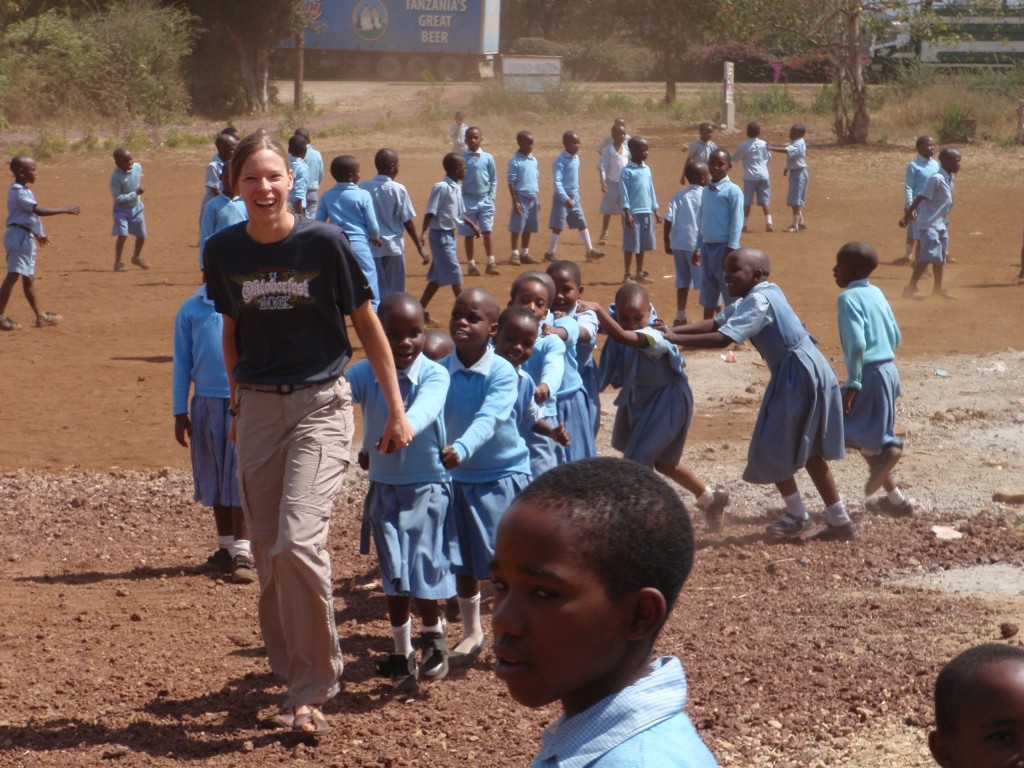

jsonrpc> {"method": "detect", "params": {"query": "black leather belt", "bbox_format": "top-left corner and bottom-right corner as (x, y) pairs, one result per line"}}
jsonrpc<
(237, 382), (317, 395)
(8, 223), (32, 233)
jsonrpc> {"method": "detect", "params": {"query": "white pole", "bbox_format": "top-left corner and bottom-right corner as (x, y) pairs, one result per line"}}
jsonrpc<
(723, 61), (735, 132)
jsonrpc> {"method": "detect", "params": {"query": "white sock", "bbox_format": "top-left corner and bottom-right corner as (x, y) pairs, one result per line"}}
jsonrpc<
(888, 488), (907, 504)
(549, 233), (559, 253)
(904, 241), (914, 259)
(783, 491), (808, 520)
(696, 487), (715, 509)
(455, 594), (483, 651)
(521, 248), (529, 258)
(580, 229), (594, 251)
(391, 618), (413, 656)
(487, 254), (496, 263)
(217, 535), (233, 551)
(792, 215), (800, 228)
(511, 249), (519, 259)
(826, 500), (851, 526)
(230, 538), (251, 557)
(765, 215), (773, 227)
(421, 620), (443, 635)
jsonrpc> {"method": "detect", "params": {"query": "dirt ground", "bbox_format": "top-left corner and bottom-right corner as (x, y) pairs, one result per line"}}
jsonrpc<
(1, 81), (1024, 766)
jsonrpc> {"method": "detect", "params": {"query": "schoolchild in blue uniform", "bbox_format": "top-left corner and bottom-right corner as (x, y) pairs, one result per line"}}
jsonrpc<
(197, 132), (236, 246)
(286, 134), (309, 218)
(583, 284), (730, 532)
(731, 121), (773, 232)
(664, 161), (708, 326)
(545, 130), (605, 263)
(686, 122), (718, 166)
(199, 164), (233, 270)
(316, 154), (382, 308)
(215, 195), (247, 232)
(769, 123), (808, 232)
(491, 458), (718, 767)
(547, 260), (601, 440)
(666, 248), (854, 542)
(494, 305), (570, 479)
(897, 135), (939, 265)
(833, 241), (912, 517)
(110, 148), (149, 271)
(902, 148), (960, 300)
(597, 122), (629, 248)
(418, 153), (481, 324)
(360, 148), (426, 299)
(461, 126), (499, 276)
(293, 128), (323, 218)
(172, 278), (255, 584)
(620, 136), (662, 286)
(696, 149), (744, 320)
(441, 288), (530, 669)
(507, 130), (540, 267)
(348, 293), (456, 692)
(0, 156), (79, 332)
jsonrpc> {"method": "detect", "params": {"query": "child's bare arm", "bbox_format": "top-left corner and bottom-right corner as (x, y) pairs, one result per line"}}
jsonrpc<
(663, 219), (672, 254)
(663, 321), (732, 348)
(508, 182), (522, 214)
(420, 213), (434, 246)
(577, 301), (647, 348)
(533, 419), (570, 446)
(403, 219), (428, 263)
(900, 194), (925, 225)
(542, 324), (568, 341)
(174, 413), (191, 448)
(462, 214), (481, 237)
(34, 204), (80, 217)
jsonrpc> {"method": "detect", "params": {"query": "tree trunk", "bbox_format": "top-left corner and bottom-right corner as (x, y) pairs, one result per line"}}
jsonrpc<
(294, 33), (304, 111)
(842, 1), (870, 143)
(229, 30), (266, 113)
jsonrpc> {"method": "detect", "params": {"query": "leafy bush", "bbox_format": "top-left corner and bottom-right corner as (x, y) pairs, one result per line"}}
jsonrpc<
(588, 93), (638, 115)
(737, 87), (798, 116)
(684, 43), (776, 82)
(508, 37), (564, 57)
(933, 103), (976, 142)
(33, 133), (69, 160)
(810, 84), (837, 114)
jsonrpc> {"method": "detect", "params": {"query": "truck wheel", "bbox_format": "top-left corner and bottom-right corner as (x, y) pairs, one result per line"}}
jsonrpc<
(436, 56), (464, 81)
(376, 56), (401, 81)
(407, 56), (431, 81)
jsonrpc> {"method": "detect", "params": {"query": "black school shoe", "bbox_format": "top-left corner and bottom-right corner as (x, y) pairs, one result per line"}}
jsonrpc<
(813, 520), (859, 542)
(419, 630), (449, 681)
(386, 652), (419, 693)
(196, 547), (232, 574)
(864, 445), (903, 496)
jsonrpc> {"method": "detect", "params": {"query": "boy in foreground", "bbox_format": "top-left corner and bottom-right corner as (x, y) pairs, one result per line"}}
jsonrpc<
(490, 457), (717, 766)
(929, 643), (1024, 768)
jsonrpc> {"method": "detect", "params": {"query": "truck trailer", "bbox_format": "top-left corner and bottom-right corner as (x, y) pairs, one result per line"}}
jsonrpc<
(283, 0), (501, 81)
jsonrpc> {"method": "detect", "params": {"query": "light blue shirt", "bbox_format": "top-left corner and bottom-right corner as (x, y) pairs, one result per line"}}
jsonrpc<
(697, 177), (744, 250)
(442, 346), (531, 482)
(110, 163), (143, 211)
(783, 137), (807, 171)
(507, 152), (539, 197)
(913, 168), (953, 232)
(215, 198), (248, 230)
(347, 354), (451, 485)
(304, 146), (324, 198)
(172, 285), (230, 415)
(360, 175), (416, 258)
(315, 182), (381, 246)
(732, 137), (771, 181)
(7, 182), (42, 236)
(905, 154), (939, 208)
(665, 185), (703, 251)
(463, 148), (498, 198)
(288, 155), (308, 208)
(620, 161), (658, 215)
(424, 176), (465, 231)
(716, 282), (775, 343)
(521, 332), (566, 420)
(686, 139), (717, 166)
(552, 314), (584, 397)
(532, 657), (718, 768)
(198, 194), (231, 267)
(837, 278), (901, 390)
(552, 151), (580, 204)
(204, 156), (223, 193)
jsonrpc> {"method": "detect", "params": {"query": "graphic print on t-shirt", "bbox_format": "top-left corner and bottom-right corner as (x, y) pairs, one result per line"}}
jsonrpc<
(232, 268), (318, 311)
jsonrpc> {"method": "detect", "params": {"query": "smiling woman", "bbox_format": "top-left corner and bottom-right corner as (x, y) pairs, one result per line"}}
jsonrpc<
(202, 130), (414, 736)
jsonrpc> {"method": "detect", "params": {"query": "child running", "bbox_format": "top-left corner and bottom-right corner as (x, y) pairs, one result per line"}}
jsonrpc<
(620, 136), (661, 285)
(597, 122), (629, 247)
(110, 148), (148, 271)
(441, 287), (531, 668)
(929, 643), (1024, 768)
(461, 126), (499, 276)
(0, 156), (80, 331)
(768, 123), (808, 233)
(834, 241), (911, 515)
(490, 457), (717, 766)
(172, 276), (255, 584)
(696, 149), (744, 320)
(581, 284), (730, 532)
(732, 121), (773, 232)
(902, 148), (961, 300)
(419, 153), (481, 324)
(348, 293), (456, 692)
(665, 248), (854, 541)
(545, 130), (605, 263)
(507, 130), (539, 267)
(360, 148), (425, 298)
(664, 161), (709, 326)
(493, 305), (570, 478)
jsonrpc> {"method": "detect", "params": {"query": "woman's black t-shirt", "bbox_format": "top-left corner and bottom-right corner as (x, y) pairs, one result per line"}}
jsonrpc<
(205, 215), (374, 385)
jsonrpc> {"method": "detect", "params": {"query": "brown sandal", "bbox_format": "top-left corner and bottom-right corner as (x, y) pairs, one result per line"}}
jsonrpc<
(293, 706), (329, 736)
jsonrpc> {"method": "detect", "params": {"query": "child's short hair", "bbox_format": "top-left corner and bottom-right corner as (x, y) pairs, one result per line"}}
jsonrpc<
(746, 122), (761, 138)
(442, 152), (464, 176)
(938, 147), (960, 164)
(215, 133), (236, 152)
(562, 130), (578, 146)
(683, 162), (706, 185)
(112, 147), (130, 161)
(287, 134), (308, 157)
(516, 130), (533, 145)
(699, 122), (715, 133)
(616, 281), (649, 310)
(377, 291), (422, 325)
(915, 135), (933, 151)
(220, 126), (240, 139)
(546, 259), (581, 286)
(510, 270), (555, 304)
(374, 148), (398, 174)
(422, 329), (454, 362)
(934, 643), (1024, 734)
(837, 241), (878, 275)
(9, 155), (31, 175)
(330, 154), (359, 182)
(466, 125), (481, 136)
(512, 457), (695, 612)
(627, 136), (647, 154)
(710, 148), (732, 164)
(791, 123), (806, 137)
(498, 305), (539, 333)
(293, 126), (311, 142)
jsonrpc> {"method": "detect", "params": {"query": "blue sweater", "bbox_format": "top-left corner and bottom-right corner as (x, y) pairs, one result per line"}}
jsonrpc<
(620, 161), (658, 215)
(443, 346), (531, 482)
(172, 286), (230, 415)
(837, 278), (901, 390)
(316, 182), (380, 246)
(347, 354), (450, 485)
(697, 176), (744, 250)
